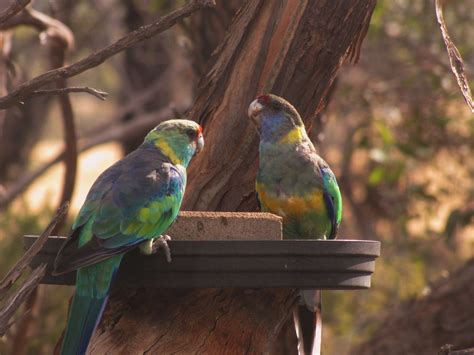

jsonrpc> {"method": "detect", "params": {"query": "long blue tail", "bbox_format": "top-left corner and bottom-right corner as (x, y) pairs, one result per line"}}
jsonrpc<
(60, 292), (108, 355)
(60, 255), (122, 355)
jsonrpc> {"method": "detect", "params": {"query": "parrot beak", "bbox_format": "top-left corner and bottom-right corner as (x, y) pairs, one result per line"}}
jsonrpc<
(248, 99), (264, 123)
(196, 133), (204, 154)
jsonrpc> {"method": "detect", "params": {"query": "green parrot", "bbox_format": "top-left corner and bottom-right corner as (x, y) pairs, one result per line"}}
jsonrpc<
(53, 119), (204, 355)
(248, 94), (342, 354)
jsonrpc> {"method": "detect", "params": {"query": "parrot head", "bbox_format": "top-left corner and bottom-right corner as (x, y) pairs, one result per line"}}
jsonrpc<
(145, 119), (204, 167)
(248, 94), (305, 143)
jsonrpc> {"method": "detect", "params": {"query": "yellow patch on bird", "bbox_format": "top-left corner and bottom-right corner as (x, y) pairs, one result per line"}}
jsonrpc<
(123, 221), (141, 235)
(155, 140), (181, 165)
(138, 208), (151, 222)
(149, 201), (165, 222)
(257, 183), (324, 216)
(279, 127), (303, 144)
(309, 192), (324, 210)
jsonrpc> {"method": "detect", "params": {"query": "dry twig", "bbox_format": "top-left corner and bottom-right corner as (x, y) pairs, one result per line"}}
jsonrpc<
(29, 87), (108, 101)
(0, 202), (68, 335)
(0, 0), (215, 109)
(0, 202), (69, 295)
(0, 265), (46, 336)
(436, 0), (474, 114)
(0, 0), (30, 25)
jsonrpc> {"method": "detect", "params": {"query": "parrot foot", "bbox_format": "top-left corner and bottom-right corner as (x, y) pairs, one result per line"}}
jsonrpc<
(153, 235), (172, 263)
(139, 235), (172, 263)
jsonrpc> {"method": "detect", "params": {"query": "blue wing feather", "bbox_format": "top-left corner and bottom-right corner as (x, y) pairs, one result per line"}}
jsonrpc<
(54, 143), (185, 274)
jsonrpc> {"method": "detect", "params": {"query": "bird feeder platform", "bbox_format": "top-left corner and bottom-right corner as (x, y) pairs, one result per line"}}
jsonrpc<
(24, 212), (380, 290)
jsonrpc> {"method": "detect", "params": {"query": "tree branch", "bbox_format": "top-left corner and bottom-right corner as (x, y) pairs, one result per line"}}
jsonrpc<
(28, 86), (108, 101)
(0, 202), (69, 296)
(46, 23), (77, 234)
(0, 264), (46, 336)
(436, 0), (474, 114)
(0, 0), (215, 110)
(0, 0), (30, 25)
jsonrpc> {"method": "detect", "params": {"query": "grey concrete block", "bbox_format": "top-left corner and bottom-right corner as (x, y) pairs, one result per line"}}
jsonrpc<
(168, 211), (282, 240)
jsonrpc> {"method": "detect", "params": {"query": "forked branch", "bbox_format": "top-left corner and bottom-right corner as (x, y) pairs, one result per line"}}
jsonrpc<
(0, 0), (215, 109)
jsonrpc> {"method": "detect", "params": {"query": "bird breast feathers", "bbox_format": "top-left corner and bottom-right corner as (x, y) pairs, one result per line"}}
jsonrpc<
(256, 183), (325, 216)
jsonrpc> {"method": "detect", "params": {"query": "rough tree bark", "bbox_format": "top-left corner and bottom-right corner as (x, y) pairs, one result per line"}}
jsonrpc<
(188, 0), (241, 76)
(88, 0), (377, 353)
(351, 258), (474, 355)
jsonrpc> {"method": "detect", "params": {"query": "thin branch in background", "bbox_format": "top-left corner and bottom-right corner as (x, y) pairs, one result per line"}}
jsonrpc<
(47, 28), (77, 234)
(0, 0), (30, 25)
(435, 0), (474, 114)
(81, 80), (165, 137)
(28, 86), (108, 101)
(0, 0), (215, 110)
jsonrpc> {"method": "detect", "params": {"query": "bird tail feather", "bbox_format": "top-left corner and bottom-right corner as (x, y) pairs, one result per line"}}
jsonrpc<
(296, 289), (322, 355)
(60, 292), (109, 355)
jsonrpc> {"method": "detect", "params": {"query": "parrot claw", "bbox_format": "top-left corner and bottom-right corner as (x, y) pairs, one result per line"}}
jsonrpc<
(139, 235), (172, 263)
(152, 234), (172, 263)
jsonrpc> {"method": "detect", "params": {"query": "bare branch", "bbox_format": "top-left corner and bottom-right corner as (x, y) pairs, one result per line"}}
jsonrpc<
(0, 0), (215, 110)
(28, 86), (108, 101)
(0, 265), (46, 336)
(436, 0), (474, 114)
(0, 0), (30, 25)
(0, 202), (69, 296)
(0, 202), (68, 339)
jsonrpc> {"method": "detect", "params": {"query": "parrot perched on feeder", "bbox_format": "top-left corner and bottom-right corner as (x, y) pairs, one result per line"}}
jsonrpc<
(248, 94), (342, 355)
(53, 119), (204, 355)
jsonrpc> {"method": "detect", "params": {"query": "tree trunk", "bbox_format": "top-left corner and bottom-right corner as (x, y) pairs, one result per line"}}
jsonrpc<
(188, 0), (241, 76)
(351, 258), (474, 355)
(183, 0), (376, 212)
(88, 0), (377, 353)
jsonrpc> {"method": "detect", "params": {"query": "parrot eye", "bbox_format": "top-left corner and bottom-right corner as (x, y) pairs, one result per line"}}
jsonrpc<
(186, 129), (198, 139)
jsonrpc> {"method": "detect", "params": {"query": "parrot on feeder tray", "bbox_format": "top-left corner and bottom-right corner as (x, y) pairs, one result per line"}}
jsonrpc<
(248, 94), (342, 355)
(53, 119), (204, 355)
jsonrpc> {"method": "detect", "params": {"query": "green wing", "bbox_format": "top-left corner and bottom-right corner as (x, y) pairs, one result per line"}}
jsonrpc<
(54, 147), (185, 274)
(321, 165), (342, 239)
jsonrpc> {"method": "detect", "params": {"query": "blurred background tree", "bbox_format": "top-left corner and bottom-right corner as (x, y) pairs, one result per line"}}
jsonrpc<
(0, 0), (472, 354)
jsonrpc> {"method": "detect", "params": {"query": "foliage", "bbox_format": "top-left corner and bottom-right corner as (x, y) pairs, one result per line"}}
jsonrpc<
(319, 0), (474, 352)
